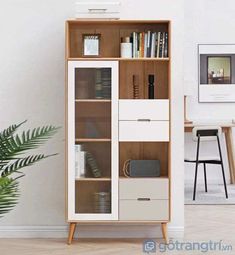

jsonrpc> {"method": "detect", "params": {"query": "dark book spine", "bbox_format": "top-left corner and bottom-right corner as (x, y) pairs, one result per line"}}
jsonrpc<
(155, 33), (158, 58)
(159, 32), (163, 58)
(130, 33), (134, 58)
(147, 31), (151, 57)
(162, 32), (165, 58)
(137, 32), (140, 58)
(164, 32), (168, 57)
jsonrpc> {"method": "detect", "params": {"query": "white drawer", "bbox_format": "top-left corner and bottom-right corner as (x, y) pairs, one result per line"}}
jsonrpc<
(119, 121), (169, 141)
(119, 100), (169, 121)
(119, 179), (169, 200)
(119, 199), (169, 221)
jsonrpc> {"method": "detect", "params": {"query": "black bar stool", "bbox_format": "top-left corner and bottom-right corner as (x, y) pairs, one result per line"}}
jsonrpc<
(185, 126), (228, 200)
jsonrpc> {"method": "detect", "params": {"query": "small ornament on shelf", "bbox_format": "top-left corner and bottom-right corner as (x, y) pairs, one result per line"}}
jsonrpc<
(120, 37), (132, 58)
(133, 75), (139, 99)
(148, 74), (155, 99)
(83, 34), (100, 57)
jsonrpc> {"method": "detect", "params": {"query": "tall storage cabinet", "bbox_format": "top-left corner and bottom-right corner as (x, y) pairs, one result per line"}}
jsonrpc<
(66, 20), (171, 244)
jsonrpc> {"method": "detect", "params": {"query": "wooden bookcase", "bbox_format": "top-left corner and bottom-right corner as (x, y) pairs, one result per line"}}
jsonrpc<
(65, 20), (171, 244)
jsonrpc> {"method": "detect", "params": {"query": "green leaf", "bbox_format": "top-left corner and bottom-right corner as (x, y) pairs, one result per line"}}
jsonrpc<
(0, 125), (59, 163)
(0, 120), (27, 140)
(1, 154), (57, 178)
(0, 177), (19, 217)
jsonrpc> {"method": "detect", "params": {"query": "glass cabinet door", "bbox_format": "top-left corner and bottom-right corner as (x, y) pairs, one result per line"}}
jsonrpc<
(67, 61), (118, 220)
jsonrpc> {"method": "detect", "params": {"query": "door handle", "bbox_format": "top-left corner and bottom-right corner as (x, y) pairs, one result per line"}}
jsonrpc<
(88, 8), (107, 13)
(137, 119), (151, 122)
(137, 198), (151, 201)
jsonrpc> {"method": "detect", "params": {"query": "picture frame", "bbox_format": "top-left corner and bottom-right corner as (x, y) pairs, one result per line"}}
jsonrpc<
(83, 34), (100, 57)
(198, 44), (235, 103)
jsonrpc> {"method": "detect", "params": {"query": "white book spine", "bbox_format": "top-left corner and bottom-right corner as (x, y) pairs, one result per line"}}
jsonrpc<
(80, 151), (86, 177)
(75, 145), (81, 178)
(151, 33), (156, 58)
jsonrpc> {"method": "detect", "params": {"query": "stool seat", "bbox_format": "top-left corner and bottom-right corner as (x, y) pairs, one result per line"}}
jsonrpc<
(185, 156), (221, 163)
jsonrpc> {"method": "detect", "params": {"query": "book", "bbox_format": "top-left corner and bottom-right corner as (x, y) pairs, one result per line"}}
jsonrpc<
(159, 32), (163, 58)
(162, 32), (165, 58)
(86, 152), (101, 178)
(151, 32), (156, 58)
(75, 145), (80, 178)
(75, 144), (85, 178)
(95, 69), (103, 99)
(101, 68), (111, 99)
(157, 32), (161, 58)
(164, 32), (168, 57)
(144, 33), (148, 57)
(147, 31), (151, 57)
(155, 34), (158, 57)
(80, 151), (86, 177)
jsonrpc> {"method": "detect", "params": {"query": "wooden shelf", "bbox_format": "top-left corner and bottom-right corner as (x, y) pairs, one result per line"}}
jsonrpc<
(75, 99), (111, 103)
(67, 19), (170, 25)
(68, 57), (170, 62)
(75, 138), (111, 142)
(75, 177), (111, 182)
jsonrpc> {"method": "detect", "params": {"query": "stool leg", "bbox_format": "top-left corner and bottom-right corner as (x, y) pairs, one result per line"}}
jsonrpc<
(193, 162), (199, 200)
(203, 163), (208, 192)
(193, 136), (200, 201)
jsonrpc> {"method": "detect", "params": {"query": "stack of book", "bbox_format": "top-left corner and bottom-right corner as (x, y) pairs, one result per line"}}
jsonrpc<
(95, 68), (111, 99)
(75, 145), (102, 178)
(131, 31), (168, 58)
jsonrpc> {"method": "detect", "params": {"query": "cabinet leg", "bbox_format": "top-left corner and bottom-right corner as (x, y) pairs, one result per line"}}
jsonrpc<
(161, 223), (169, 244)
(68, 222), (76, 245)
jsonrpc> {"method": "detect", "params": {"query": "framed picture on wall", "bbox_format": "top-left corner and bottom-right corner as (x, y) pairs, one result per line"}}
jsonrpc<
(198, 44), (235, 102)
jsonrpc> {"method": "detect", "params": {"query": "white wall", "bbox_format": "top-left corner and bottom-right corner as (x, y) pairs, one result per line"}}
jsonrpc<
(184, 0), (235, 184)
(0, 0), (184, 238)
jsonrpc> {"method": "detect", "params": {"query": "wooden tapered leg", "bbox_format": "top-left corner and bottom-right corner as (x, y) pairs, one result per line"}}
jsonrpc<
(67, 222), (76, 245)
(161, 223), (169, 244)
(225, 128), (235, 184)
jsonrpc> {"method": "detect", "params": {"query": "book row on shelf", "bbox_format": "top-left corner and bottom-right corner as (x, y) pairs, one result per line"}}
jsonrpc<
(75, 144), (102, 179)
(130, 31), (168, 58)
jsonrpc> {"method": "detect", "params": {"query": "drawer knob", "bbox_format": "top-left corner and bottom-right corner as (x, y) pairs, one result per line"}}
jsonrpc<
(137, 198), (151, 201)
(137, 119), (151, 122)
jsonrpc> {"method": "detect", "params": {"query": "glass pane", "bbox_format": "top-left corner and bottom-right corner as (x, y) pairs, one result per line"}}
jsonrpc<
(75, 102), (111, 139)
(75, 142), (111, 178)
(75, 181), (111, 214)
(75, 68), (111, 99)
(74, 66), (112, 215)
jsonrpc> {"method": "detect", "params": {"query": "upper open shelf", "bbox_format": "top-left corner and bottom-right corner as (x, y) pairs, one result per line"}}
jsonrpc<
(66, 20), (170, 59)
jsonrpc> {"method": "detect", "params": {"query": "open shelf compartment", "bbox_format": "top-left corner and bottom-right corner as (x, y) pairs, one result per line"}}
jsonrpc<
(119, 142), (169, 178)
(66, 20), (170, 59)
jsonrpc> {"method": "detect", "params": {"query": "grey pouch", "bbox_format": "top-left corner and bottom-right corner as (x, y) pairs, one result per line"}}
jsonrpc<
(129, 160), (161, 177)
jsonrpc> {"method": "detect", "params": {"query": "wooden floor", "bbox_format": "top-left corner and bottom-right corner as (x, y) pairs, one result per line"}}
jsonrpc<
(1, 205), (235, 255)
